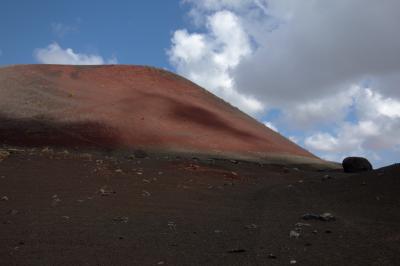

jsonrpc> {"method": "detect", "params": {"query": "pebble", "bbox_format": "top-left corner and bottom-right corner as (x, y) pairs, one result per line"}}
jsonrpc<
(290, 230), (300, 238)
(1, 196), (9, 201)
(290, 259), (297, 264)
(245, 224), (258, 229)
(0, 150), (10, 161)
(302, 212), (335, 222)
(142, 190), (151, 197)
(99, 186), (116, 196)
(113, 216), (129, 223)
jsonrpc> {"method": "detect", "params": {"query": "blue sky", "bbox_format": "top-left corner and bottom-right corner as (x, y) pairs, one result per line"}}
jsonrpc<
(1, 0), (400, 167)
(0, 1), (184, 67)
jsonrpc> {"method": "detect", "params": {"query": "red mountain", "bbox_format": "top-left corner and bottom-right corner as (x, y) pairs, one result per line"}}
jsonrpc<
(0, 64), (323, 165)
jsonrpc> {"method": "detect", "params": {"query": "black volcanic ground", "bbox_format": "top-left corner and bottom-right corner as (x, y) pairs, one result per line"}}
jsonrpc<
(0, 147), (399, 265)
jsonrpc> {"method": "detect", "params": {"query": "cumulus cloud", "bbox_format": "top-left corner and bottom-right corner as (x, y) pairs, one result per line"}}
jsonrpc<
(34, 43), (117, 65)
(304, 86), (400, 159)
(170, 0), (400, 164)
(168, 10), (264, 115)
(234, 0), (400, 104)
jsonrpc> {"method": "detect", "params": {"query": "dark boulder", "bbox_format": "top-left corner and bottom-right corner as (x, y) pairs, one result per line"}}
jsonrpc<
(342, 157), (373, 173)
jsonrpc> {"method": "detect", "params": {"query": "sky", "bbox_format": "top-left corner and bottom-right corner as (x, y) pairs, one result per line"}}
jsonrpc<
(1, 0), (400, 167)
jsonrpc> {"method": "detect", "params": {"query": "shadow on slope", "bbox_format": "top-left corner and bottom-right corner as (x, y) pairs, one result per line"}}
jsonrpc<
(0, 114), (123, 149)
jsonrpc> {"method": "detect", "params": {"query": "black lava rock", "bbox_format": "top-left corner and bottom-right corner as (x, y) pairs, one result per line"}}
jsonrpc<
(342, 157), (373, 173)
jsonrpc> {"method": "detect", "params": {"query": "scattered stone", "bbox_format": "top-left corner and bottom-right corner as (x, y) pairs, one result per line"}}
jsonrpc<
(142, 179), (151, 183)
(302, 213), (335, 222)
(325, 230), (332, 234)
(245, 224), (258, 229)
(1, 196), (9, 201)
(298, 180), (304, 183)
(41, 147), (52, 153)
(214, 230), (222, 234)
(168, 221), (176, 231)
(157, 261), (165, 265)
(312, 230), (318, 234)
(290, 230), (300, 238)
(319, 213), (336, 221)
(290, 259), (297, 264)
(295, 222), (311, 228)
(62, 216), (70, 219)
(268, 254), (277, 259)
(51, 195), (61, 207)
(227, 249), (246, 253)
(292, 167), (300, 171)
(113, 216), (129, 223)
(0, 150), (10, 161)
(230, 160), (239, 164)
(342, 157), (373, 173)
(115, 169), (123, 173)
(142, 190), (151, 197)
(302, 213), (320, 220)
(99, 186), (116, 196)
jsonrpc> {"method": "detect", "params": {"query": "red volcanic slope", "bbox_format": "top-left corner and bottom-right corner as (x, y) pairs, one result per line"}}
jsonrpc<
(0, 65), (319, 163)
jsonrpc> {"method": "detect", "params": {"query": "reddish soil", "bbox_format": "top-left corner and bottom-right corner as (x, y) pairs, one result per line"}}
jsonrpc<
(0, 64), (319, 164)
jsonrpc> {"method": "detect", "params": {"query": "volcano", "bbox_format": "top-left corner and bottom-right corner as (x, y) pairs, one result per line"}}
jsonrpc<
(0, 64), (323, 165)
(1, 65), (399, 266)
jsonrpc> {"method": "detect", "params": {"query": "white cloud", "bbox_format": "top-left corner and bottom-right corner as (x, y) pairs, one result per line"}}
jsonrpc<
(234, 0), (400, 105)
(168, 10), (264, 115)
(288, 136), (299, 144)
(263, 121), (278, 132)
(34, 43), (117, 65)
(283, 86), (359, 129)
(171, 0), (400, 164)
(304, 86), (400, 155)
